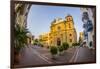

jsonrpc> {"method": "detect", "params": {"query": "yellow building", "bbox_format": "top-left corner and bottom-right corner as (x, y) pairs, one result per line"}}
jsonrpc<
(39, 33), (50, 47)
(79, 32), (84, 43)
(39, 15), (77, 47)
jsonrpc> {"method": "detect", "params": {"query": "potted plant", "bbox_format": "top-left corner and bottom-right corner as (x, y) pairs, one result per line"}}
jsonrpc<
(72, 43), (75, 48)
(14, 24), (28, 64)
(62, 42), (69, 53)
(58, 46), (64, 55)
(77, 42), (80, 46)
(50, 46), (58, 59)
(72, 43), (78, 48)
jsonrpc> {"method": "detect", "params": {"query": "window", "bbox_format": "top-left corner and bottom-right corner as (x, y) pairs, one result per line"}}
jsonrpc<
(57, 26), (61, 31)
(51, 41), (52, 44)
(67, 17), (72, 21)
(67, 18), (69, 21)
(61, 34), (63, 36)
(70, 39), (72, 42)
(69, 17), (72, 21)
(69, 34), (72, 36)
(69, 18), (70, 21)
(69, 23), (71, 28)
(61, 34), (63, 38)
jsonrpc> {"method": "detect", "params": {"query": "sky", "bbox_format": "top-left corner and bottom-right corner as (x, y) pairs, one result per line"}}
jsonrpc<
(27, 4), (84, 39)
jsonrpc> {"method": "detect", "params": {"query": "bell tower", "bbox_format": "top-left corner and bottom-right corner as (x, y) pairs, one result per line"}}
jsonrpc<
(65, 15), (77, 46)
(65, 14), (75, 29)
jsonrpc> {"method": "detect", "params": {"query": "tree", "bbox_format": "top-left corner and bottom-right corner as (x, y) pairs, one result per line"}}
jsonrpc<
(50, 46), (58, 59)
(58, 46), (64, 55)
(72, 43), (75, 47)
(72, 43), (79, 47)
(62, 42), (69, 50)
(15, 24), (28, 52)
(58, 46), (63, 52)
(14, 24), (29, 63)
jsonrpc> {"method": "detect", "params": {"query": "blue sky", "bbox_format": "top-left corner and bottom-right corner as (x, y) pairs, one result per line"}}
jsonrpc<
(27, 4), (84, 39)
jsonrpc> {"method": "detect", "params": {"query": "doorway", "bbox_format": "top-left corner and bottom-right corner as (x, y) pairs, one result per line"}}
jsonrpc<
(57, 38), (61, 46)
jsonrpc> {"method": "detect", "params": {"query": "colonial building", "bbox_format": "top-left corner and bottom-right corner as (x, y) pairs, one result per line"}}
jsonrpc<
(39, 33), (50, 47)
(39, 15), (77, 47)
(79, 32), (84, 43)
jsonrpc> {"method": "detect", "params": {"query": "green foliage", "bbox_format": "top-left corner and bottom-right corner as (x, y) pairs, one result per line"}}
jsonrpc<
(33, 39), (39, 45)
(33, 42), (37, 45)
(72, 43), (75, 46)
(38, 43), (44, 47)
(58, 46), (64, 52)
(50, 46), (58, 55)
(72, 43), (79, 47)
(77, 43), (80, 46)
(89, 41), (92, 47)
(15, 24), (28, 52)
(62, 42), (69, 50)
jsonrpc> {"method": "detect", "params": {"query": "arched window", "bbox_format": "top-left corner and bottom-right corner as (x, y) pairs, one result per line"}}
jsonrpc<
(69, 17), (70, 21)
(70, 39), (72, 42)
(69, 23), (71, 28)
(69, 34), (72, 36)
(69, 17), (72, 21)
(57, 26), (61, 31)
(51, 41), (52, 44)
(67, 17), (69, 21)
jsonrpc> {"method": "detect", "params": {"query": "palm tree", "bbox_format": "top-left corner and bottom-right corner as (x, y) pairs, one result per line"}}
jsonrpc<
(15, 24), (28, 52)
(14, 24), (29, 63)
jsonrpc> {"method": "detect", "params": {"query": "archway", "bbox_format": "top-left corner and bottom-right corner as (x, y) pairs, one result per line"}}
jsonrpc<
(57, 38), (61, 46)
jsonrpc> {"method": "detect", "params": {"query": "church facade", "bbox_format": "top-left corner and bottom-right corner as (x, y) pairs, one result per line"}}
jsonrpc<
(39, 15), (77, 47)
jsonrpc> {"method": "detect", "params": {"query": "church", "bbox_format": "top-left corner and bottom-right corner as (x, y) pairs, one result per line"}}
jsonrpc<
(39, 15), (77, 47)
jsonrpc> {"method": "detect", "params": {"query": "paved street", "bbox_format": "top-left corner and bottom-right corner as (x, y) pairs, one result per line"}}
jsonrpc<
(14, 45), (96, 67)
(70, 47), (96, 63)
(14, 46), (50, 67)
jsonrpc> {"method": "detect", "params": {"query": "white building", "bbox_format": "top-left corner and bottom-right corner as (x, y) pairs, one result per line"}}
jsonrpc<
(80, 8), (95, 49)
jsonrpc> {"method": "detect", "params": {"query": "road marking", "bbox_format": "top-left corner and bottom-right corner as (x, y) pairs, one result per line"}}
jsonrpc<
(28, 46), (53, 64)
(73, 48), (80, 62)
(69, 48), (76, 62)
(69, 48), (79, 63)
